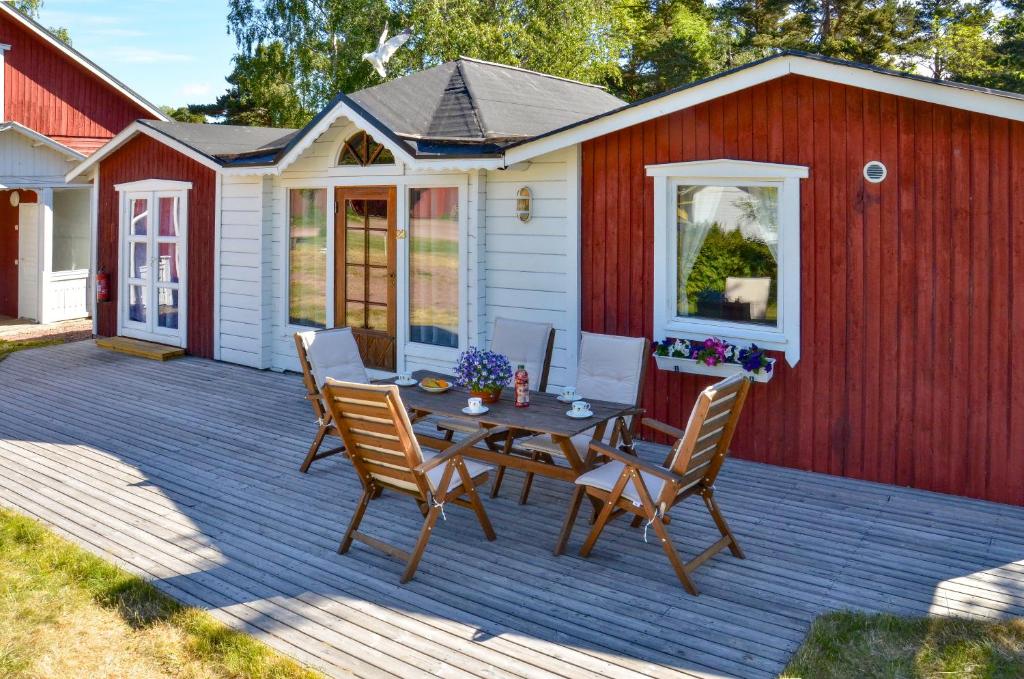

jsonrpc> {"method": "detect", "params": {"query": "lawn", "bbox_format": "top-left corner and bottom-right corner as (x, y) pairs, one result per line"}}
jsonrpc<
(0, 508), (322, 679)
(783, 611), (1024, 679)
(0, 338), (64, 362)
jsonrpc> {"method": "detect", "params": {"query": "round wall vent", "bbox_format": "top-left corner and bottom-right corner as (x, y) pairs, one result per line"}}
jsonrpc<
(863, 161), (887, 183)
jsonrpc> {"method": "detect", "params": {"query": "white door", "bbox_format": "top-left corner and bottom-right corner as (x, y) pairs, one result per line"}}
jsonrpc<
(119, 191), (187, 346)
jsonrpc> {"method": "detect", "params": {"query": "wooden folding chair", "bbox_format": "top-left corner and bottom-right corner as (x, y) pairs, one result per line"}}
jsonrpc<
(556, 374), (752, 595)
(503, 332), (649, 504)
(321, 379), (499, 583)
(294, 328), (369, 473)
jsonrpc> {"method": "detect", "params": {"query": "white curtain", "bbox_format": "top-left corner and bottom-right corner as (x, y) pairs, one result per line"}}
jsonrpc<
(738, 186), (779, 261)
(677, 186), (724, 311)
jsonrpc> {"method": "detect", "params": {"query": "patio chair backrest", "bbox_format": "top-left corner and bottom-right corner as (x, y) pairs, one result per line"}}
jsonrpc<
(321, 380), (428, 497)
(490, 317), (556, 392)
(576, 332), (648, 406)
(662, 374), (751, 505)
(726, 277), (771, 320)
(299, 328), (369, 388)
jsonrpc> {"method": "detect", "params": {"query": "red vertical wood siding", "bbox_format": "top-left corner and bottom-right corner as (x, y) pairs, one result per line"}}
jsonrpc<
(581, 73), (1024, 506)
(96, 135), (216, 358)
(0, 12), (153, 153)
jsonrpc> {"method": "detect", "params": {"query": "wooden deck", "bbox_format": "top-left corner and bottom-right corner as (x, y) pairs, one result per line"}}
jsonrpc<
(1, 341), (1022, 679)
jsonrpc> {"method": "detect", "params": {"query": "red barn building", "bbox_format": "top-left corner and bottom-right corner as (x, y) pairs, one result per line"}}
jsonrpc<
(0, 3), (164, 323)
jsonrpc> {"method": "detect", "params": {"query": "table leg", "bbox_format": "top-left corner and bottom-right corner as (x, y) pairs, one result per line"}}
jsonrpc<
(553, 435), (603, 519)
(488, 428), (517, 498)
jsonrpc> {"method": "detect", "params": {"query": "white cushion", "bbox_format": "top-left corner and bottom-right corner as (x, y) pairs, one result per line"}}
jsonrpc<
(303, 328), (369, 388)
(519, 428), (607, 458)
(576, 332), (647, 405)
(423, 453), (492, 494)
(574, 460), (668, 506)
(490, 317), (553, 391)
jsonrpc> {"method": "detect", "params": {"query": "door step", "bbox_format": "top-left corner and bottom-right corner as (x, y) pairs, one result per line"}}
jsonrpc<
(95, 337), (185, 361)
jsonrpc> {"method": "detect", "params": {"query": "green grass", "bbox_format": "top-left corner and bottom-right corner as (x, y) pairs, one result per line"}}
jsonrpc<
(0, 508), (323, 679)
(783, 611), (1024, 679)
(0, 338), (64, 362)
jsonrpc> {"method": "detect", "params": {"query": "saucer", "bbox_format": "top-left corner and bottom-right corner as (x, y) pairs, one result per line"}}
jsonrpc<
(556, 394), (579, 403)
(394, 378), (418, 386)
(566, 409), (593, 419)
(462, 406), (489, 416)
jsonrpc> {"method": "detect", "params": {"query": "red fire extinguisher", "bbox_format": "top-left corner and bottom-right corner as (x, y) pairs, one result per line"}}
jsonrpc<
(96, 269), (110, 303)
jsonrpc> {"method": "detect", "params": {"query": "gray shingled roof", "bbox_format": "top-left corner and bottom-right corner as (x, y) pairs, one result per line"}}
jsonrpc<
(349, 57), (626, 146)
(139, 120), (299, 166)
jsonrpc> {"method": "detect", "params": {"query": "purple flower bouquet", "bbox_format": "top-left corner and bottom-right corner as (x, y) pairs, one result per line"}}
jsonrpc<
(454, 347), (513, 402)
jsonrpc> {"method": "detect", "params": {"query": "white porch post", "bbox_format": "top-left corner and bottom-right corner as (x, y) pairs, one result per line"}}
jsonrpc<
(37, 188), (53, 323)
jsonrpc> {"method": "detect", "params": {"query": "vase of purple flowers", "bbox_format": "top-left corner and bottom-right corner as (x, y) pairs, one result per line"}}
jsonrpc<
(454, 347), (513, 403)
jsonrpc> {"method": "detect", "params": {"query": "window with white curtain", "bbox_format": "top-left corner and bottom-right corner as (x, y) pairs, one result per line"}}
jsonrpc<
(648, 160), (808, 365)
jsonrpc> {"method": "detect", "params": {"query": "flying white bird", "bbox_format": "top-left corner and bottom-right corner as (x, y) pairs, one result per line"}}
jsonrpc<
(362, 24), (411, 78)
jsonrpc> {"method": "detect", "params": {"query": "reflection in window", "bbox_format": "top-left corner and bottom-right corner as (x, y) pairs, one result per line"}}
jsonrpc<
(676, 185), (779, 327)
(288, 188), (327, 327)
(409, 187), (459, 348)
(337, 131), (395, 166)
(51, 189), (91, 272)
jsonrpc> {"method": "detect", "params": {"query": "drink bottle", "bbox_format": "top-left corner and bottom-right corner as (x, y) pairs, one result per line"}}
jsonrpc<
(514, 364), (530, 408)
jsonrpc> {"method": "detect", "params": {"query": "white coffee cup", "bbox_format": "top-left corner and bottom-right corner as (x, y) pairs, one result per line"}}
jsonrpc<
(467, 397), (484, 413)
(561, 386), (578, 400)
(398, 372), (412, 383)
(571, 400), (591, 416)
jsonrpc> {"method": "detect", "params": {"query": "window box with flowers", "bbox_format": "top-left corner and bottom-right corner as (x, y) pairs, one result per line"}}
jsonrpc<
(652, 337), (776, 383)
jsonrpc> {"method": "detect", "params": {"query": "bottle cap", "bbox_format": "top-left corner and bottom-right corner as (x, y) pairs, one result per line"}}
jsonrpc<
(518, 364), (525, 369)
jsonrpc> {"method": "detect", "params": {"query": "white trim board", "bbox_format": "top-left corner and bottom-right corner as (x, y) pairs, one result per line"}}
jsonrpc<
(504, 54), (1024, 165)
(0, 43), (10, 121)
(0, 4), (166, 121)
(115, 179), (193, 192)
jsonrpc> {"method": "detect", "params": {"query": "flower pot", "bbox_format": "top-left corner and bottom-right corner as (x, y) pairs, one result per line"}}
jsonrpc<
(470, 388), (503, 404)
(652, 353), (775, 383)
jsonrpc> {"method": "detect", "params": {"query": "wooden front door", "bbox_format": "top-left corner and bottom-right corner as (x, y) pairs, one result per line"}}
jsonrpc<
(334, 187), (397, 371)
(0, 191), (20, 317)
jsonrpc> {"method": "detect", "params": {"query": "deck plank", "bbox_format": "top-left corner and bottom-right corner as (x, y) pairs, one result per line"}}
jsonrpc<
(1, 341), (1022, 679)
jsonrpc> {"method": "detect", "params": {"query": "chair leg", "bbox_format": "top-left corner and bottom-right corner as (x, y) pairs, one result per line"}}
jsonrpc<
(488, 431), (516, 498)
(648, 515), (700, 595)
(463, 479), (496, 541)
(554, 485), (586, 556)
(401, 505), (443, 583)
(703, 490), (745, 559)
(300, 425), (329, 473)
(630, 515), (644, 528)
(518, 453), (541, 505)
(578, 468), (631, 557)
(338, 489), (373, 554)
(490, 464), (508, 498)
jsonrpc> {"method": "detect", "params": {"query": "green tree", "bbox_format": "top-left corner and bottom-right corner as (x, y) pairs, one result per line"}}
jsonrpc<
(613, 0), (727, 100)
(192, 43), (310, 128)
(902, 0), (998, 81)
(160, 106), (206, 124)
(980, 0), (1024, 92)
(5, 0), (71, 45)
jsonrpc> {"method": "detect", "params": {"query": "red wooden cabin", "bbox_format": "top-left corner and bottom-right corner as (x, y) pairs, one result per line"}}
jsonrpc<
(0, 3), (163, 323)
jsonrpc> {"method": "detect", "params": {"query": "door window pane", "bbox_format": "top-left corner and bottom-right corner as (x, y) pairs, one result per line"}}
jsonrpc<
(158, 197), (180, 237)
(345, 228), (365, 263)
(129, 285), (147, 322)
(288, 189), (327, 328)
(346, 265), (365, 302)
(157, 243), (180, 283)
(676, 185), (779, 326)
(130, 199), (148, 235)
(345, 302), (365, 329)
(130, 242), (148, 280)
(367, 305), (388, 331)
(367, 230), (388, 266)
(408, 187), (459, 348)
(157, 287), (179, 329)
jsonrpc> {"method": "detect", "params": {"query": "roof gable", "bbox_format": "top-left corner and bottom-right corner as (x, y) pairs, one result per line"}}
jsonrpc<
(0, 4), (165, 123)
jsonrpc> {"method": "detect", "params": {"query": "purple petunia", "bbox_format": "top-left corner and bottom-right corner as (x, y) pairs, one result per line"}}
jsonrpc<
(454, 347), (513, 391)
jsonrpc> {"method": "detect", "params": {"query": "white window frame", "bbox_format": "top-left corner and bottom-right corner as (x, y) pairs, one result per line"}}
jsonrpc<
(647, 159), (808, 366)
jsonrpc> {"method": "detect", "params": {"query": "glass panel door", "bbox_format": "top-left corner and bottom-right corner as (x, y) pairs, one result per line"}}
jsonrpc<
(120, 191), (186, 346)
(335, 187), (396, 370)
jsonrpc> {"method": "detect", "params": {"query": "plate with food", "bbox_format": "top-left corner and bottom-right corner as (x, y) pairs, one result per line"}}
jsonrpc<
(418, 377), (452, 393)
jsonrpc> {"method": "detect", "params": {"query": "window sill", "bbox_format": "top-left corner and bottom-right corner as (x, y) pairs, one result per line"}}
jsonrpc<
(652, 354), (775, 383)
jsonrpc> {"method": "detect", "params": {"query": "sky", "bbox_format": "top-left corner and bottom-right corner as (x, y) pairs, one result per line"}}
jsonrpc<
(37, 0), (236, 109)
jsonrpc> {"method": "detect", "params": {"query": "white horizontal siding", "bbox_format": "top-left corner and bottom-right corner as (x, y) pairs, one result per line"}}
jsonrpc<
(0, 132), (74, 184)
(216, 176), (264, 368)
(482, 147), (577, 389)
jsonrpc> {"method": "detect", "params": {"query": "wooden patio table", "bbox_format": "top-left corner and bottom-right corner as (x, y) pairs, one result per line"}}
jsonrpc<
(386, 371), (634, 545)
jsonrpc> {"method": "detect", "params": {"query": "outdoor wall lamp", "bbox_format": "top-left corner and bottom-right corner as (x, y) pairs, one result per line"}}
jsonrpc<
(516, 186), (532, 223)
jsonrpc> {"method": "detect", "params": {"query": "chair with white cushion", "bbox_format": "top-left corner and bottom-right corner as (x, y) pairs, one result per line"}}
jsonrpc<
(321, 379), (498, 583)
(497, 331), (648, 504)
(436, 317), (555, 441)
(556, 374), (752, 595)
(294, 328), (370, 473)
(725, 276), (771, 321)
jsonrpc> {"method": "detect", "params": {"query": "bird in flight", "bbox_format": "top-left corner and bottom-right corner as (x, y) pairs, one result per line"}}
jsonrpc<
(363, 24), (412, 78)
